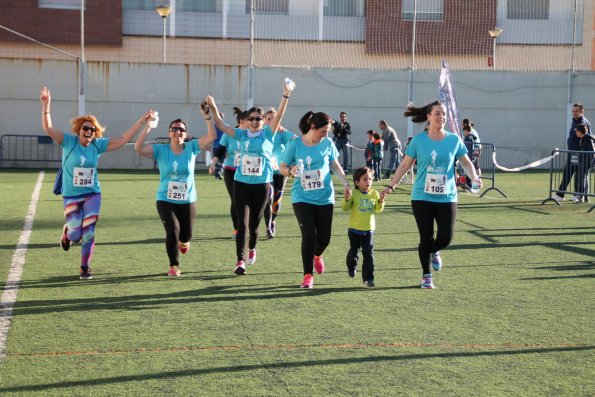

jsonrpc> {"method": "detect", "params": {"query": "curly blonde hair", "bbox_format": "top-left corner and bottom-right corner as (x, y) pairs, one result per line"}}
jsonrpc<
(70, 115), (106, 137)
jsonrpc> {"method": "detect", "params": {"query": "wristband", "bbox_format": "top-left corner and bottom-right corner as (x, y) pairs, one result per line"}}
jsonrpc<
(42, 112), (50, 114)
(385, 185), (394, 192)
(283, 95), (290, 99)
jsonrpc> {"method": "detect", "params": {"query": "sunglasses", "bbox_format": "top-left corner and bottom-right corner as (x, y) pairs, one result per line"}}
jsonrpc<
(170, 127), (186, 132)
(247, 116), (264, 122)
(81, 125), (96, 133)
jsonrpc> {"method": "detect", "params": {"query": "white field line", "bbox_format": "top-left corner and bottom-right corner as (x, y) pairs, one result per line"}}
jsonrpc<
(0, 171), (45, 361)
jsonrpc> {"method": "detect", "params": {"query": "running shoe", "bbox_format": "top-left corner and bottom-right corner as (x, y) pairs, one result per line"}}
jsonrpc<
(60, 224), (71, 251)
(79, 267), (93, 280)
(363, 280), (375, 288)
(431, 251), (442, 271)
(313, 255), (325, 274)
(168, 266), (181, 276)
(420, 273), (435, 289)
(300, 274), (314, 289)
(232, 230), (238, 240)
(270, 221), (276, 237)
(266, 228), (274, 240)
(550, 194), (564, 202)
(247, 249), (257, 265)
(179, 242), (190, 254)
(234, 260), (246, 275)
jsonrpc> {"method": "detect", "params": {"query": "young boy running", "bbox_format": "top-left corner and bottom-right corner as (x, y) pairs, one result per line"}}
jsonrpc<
(342, 167), (386, 287)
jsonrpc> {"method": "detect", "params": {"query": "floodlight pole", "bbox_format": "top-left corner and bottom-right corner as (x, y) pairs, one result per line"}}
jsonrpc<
(247, 0), (255, 108)
(156, 5), (171, 63)
(406, 0), (418, 139)
(488, 27), (503, 71)
(78, 0), (86, 115)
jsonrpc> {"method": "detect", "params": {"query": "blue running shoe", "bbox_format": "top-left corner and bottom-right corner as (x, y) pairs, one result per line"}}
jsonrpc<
(420, 273), (435, 289)
(431, 251), (442, 271)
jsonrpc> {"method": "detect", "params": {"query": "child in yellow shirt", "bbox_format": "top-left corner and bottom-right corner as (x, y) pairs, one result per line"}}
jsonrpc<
(342, 167), (386, 287)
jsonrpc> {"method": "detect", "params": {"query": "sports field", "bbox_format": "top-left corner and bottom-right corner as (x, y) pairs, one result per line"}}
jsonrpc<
(0, 169), (593, 396)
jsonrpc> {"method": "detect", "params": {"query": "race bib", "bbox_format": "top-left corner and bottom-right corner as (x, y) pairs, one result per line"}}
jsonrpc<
(73, 167), (94, 187)
(233, 152), (241, 167)
(424, 172), (447, 195)
(167, 181), (188, 201)
(300, 169), (324, 191)
(241, 155), (263, 176)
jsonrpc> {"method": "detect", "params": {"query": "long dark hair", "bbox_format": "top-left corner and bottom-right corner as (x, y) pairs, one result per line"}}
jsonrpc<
(233, 107), (247, 126)
(298, 111), (331, 134)
(403, 101), (443, 124)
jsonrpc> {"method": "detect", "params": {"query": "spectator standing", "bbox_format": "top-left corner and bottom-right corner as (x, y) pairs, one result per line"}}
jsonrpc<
(553, 104), (591, 201)
(371, 131), (384, 181)
(332, 111), (352, 172)
(571, 123), (595, 203)
(380, 120), (401, 178)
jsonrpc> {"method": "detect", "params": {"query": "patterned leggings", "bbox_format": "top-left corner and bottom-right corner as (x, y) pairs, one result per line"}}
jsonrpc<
(63, 193), (101, 267)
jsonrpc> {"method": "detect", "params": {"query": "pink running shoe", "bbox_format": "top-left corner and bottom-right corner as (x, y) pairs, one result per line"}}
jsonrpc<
(234, 260), (246, 275)
(246, 249), (257, 265)
(179, 242), (190, 254)
(313, 255), (325, 274)
(300, 274), (314, 289)
(168, 266), (181, 277)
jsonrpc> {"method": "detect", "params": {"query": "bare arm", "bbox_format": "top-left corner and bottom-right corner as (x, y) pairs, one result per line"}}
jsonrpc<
(206, 96), (235, 137)
(269, 80), (295, 133)
(330, 158), (352, 200)
(40, 86), (64, 144)
(197, 100), (217, 150)
(383, 155), (416, 195)
(107, 110), (153, 152)
(133, 111), (157, 159)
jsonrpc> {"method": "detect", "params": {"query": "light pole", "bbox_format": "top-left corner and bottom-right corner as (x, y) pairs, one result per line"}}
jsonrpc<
(488, 27), (503, 70)
(156, 5), (171, 63)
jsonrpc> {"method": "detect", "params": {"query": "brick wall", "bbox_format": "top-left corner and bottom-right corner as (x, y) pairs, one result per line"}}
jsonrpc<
(366, 0), (497, 55)
(0, 0), (121, 46)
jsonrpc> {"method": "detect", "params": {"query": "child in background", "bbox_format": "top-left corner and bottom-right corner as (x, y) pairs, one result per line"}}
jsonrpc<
(371, 132), (384, 181)
(365, 130), (374, 168)
(342, 167), (386, 288)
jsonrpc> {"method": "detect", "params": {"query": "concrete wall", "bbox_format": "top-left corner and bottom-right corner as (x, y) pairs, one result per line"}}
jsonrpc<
(1, 58), (593, 169)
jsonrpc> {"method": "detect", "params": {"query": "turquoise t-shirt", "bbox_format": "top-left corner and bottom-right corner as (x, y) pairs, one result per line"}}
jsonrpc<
(406, 131), (467, 203)
(154, 139), (200, 204)
(282, 136), (339, 205)
(234, 125), (275, 184)
(219, 133), (241, 169)
(271, 130), (296, 175)
(61, 134), (109, 197)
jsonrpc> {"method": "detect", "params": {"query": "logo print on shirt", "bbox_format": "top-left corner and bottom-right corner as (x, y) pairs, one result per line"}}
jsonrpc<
(431, 150), (438, 167)
(172, 160), (179, 176)
(79, 155), (86, 167)
(305, 155), (312, 170)
(245, 141), (250, 153)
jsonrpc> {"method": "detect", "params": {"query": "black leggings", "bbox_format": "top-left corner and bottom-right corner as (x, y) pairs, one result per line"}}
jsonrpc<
(411, 200), (457, 275)
(264, 173), (288, 227)
(156, 201), (196, 266)
(223, 167), (238, 230)
(292, 203), (334, 275)
(233, 181), (271, 261)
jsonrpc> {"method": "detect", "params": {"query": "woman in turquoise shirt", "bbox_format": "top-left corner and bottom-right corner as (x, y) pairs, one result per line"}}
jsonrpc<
(207, 79), (294, 276)
(383, 101), (479, 289)
(279, 111), (352, 289)
(40, 86), (151, 280)
(135, 103), (216, 277)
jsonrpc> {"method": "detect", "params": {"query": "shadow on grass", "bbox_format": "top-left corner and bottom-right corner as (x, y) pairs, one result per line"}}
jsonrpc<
(9, 283), (418, 316)
(1, 345), (593, 393)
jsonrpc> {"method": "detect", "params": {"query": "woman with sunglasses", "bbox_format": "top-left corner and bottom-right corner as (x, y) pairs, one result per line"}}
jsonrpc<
(40, 86), (153, 280)
(209, 107), (249, 240)
(134, 102), (216, 276)
(279, 111), (352, 289)
(206, 79), (295, 275)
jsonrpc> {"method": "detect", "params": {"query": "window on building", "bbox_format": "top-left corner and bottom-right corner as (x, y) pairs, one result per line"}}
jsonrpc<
(401, 0), (443, 21)
(507, 0), (549, 20)
(39, 0), (84, 10)
(245, 0), (289, 15)
(177, 0), (218, 12)
(324, 0), (364, 17)
(122, 0), (154, 11)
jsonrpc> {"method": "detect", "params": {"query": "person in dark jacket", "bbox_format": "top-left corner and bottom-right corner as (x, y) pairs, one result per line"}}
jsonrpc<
(572, 123), (595, 203)
(332, 111), (352, 172)
(553, 103), (591, 201)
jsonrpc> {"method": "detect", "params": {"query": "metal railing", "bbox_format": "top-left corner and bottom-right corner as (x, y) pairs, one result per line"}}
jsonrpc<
(0, 134), (61, 169)
(542, 149), (595, 213)
(457, 142), (507, 198)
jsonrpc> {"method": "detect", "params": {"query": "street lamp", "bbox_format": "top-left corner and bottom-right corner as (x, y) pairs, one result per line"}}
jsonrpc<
(155, 5), (171, 63)
(488, 27), (503, 70)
